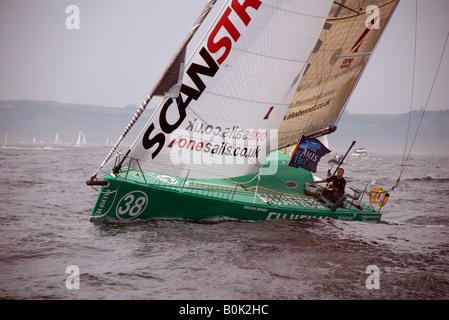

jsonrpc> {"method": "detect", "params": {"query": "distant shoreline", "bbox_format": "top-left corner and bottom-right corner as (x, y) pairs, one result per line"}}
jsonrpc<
(1, 99), (448, 154)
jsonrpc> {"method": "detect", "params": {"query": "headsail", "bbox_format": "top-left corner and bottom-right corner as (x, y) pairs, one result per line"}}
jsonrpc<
(277, 0), (400, 148)
(127, 0), (334, 179)
(90, 0), (218, 181)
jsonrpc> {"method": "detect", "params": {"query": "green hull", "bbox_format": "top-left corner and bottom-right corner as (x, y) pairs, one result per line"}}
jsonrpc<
(90, 152), (381, 223)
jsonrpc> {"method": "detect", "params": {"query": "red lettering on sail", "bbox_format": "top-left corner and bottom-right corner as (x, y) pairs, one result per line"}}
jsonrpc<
(350, 16), (379, 53)
(207, 0), (261, 65)
(350, 27), (371, 53)
(341, 15), (379, 69)
(263, 106), (274, 120)
(207, 7), (240, 65)
(231, 0), (262, 25)
(142, 0), (263, 157)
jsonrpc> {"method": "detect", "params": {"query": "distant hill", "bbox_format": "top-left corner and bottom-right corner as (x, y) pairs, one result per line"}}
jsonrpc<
(1, 100), (448, 154)
(329, 109), (449, 154)
(0, 100), (150, 146)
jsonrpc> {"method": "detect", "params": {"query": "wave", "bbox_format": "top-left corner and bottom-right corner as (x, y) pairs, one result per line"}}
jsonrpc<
(1, 145), (66, 151)
(404, 176), (449, 183)
(381, 219), (446, 228)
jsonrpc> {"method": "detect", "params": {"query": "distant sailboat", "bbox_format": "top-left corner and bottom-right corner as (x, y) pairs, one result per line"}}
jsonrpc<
(75, 131), (87, 147)
(105, 137), (114, 147)
(44, 132), (60, 150)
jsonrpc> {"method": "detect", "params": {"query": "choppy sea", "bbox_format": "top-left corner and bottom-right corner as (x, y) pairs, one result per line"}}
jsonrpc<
(0, 145), (448, 304)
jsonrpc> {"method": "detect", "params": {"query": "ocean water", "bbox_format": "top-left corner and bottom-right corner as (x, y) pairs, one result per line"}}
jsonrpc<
(0, 145), (448, 301)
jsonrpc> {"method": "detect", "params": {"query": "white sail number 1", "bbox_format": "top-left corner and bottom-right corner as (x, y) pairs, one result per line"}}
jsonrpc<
(116, 191), (148, 219)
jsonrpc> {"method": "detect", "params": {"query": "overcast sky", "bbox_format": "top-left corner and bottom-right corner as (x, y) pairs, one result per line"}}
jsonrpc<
(0, 0), (448, 114)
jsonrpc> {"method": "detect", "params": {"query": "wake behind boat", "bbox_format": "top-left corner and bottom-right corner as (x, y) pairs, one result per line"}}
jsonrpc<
(87, 0), (399, 223)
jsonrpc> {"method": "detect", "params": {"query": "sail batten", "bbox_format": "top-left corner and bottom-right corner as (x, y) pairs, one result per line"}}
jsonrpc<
(198, 90), (291, 107)
(232, 47), (309, 64)
(336, 51), (372, 58)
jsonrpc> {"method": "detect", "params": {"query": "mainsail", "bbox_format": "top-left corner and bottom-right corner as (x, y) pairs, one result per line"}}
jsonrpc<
(277, 0), (400, 148)
(127, 0), (334, 179)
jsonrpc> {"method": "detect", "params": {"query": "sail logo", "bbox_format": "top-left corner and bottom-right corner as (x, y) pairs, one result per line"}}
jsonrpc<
(340, 5), (380, 69)
(352, 5), (381, 52)
(365, 5), (380, 30)
(141, 0), (262, 160)
(351, 10), (380, 53)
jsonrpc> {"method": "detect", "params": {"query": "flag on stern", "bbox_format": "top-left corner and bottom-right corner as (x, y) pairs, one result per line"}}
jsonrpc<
(288, 136), (331, 172)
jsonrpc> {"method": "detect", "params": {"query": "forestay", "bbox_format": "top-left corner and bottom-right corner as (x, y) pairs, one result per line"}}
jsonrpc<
(127, 0), (334, 179)
(277, 0), (400, 148)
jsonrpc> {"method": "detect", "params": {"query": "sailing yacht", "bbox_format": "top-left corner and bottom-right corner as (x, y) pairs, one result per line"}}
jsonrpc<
(75, 131), (87, 147)
(87, 0), (398, 223)
(44, 132), (60, 150)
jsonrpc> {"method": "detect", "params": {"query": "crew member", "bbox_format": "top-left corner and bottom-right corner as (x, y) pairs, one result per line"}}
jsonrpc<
(315, 167), (346, 202)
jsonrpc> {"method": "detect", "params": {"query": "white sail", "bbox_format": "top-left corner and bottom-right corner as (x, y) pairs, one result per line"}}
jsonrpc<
(76, 131), (87, 146)
(128, 0), (334, 179)
(277, 0), (400, 147)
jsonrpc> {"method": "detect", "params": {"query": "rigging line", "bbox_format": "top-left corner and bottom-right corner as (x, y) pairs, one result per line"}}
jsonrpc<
(395, 31), (449, 189)
(329, 0), (397, 22)
(359, 0), (367, 11)
(399, 0), (418, 182)
(333, 1), (360, 15)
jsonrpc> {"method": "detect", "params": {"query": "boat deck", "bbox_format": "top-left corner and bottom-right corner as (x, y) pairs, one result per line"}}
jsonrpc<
(91, 151), (381, 222)
(112, 164), (374, 217)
